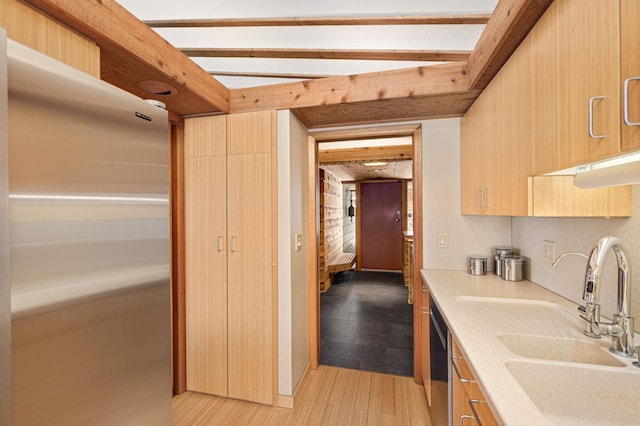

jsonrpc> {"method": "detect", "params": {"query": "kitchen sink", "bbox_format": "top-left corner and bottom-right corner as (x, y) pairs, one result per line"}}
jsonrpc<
(456, 297), (627, 367)
(498, 334), (625, 367)
(506, 360), (640, 425)
(456, 297), (583, 338)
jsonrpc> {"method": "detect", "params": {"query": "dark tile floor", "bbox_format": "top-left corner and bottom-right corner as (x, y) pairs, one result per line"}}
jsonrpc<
(320, 270), (413, 377)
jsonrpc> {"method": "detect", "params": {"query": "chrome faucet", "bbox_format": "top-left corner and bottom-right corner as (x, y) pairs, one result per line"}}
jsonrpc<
(579, 236), (635, 357)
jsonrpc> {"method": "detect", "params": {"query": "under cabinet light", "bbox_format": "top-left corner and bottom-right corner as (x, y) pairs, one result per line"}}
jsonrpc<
(363, 161), (386, 167)
(574, 160), (640, 188)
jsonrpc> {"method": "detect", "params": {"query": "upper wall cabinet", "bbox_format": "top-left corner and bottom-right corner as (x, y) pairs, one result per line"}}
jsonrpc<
(461, 0), (632, 217)
(620, 0), (640, 152)
(461, 36), (533, 216)
(533, 0), (640, 173)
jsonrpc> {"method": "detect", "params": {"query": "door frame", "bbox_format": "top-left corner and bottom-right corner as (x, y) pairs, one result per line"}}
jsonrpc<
(307, 123), (424, 383)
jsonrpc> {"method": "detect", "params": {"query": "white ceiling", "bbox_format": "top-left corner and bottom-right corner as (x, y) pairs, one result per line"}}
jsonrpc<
(115, 0), (498, 89)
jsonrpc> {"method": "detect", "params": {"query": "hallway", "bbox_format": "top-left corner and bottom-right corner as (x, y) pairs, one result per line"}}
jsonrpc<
(320, 271), (413, 377)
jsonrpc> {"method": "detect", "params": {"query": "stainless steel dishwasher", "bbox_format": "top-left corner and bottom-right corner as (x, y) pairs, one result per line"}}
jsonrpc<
(429, 297), (451, 426)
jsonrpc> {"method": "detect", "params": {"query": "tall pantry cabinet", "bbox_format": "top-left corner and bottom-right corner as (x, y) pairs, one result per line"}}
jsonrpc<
(184, 111), (277, 406)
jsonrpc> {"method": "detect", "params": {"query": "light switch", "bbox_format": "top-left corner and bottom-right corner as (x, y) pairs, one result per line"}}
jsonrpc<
(437, 232), (449, 248)
(295, 233), (303, 252)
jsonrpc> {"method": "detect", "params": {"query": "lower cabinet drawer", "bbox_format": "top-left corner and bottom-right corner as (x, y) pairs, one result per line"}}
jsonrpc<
(451, 337), (498, 426)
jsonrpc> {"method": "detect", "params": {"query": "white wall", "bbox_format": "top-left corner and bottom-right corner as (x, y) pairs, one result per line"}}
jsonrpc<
(277, 111), (310, 397)
(421, 118), (511, 271)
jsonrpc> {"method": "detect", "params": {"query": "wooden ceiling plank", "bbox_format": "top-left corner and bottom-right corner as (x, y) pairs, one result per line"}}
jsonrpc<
(145, 14), (492, 28)
(183, 48), (470, 62)
(23, 0), (230, 113)
(467, 0), (553, 89)
(319, 145), (413, 163)
(230, 62), (470, 113)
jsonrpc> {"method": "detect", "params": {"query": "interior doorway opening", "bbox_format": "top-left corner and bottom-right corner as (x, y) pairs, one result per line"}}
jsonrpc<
(308, 124), (424, 383)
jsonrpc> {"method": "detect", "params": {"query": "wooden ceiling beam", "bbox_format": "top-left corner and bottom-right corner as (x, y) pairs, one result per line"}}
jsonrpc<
(23, 0), (230, 114)
(297, 90), (481, 128)
(467, 0), (553, 89)
(319, 145), (413, 163)
(230, 62), (470, 113)
(183, 48), (470, 62)
(145, 14), (492, 28)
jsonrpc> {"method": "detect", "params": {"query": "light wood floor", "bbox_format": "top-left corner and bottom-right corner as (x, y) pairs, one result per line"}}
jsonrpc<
(173, 365), (433, 425)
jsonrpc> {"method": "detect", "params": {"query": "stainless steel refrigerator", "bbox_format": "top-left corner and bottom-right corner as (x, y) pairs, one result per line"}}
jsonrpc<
(3, 36), (172, 425)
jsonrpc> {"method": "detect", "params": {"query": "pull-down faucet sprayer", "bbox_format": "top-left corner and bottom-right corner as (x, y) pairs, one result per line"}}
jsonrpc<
(581, 236), (635, 357)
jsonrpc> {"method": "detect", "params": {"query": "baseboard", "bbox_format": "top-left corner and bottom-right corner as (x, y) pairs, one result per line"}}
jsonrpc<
(277, 361), (313, 409)
(276, 395), (294, 409)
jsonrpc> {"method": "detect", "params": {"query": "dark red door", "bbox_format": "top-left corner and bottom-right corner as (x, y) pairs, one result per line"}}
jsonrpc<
(360, 181), (403, 270)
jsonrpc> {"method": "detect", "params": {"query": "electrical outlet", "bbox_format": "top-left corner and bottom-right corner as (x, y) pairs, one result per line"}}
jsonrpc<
(542, 240), (556, 263)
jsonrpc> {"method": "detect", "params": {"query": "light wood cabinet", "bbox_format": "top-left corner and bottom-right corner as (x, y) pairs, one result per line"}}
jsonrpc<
(0, 0), (100, 77)
(461, 36), (534, 217)
(461, 0), (632, 217)
(451, 337), (498, 426)
(184, 111), (277, 406)
(533, 0), (621, 173)
(420, 285), (430, 405)
(620, 0), (640, 152)
(533, 0), (640, 172)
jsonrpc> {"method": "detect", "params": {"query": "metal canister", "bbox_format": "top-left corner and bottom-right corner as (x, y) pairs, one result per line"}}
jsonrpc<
(493, 247), (513, 276)
(467, 256), (488, 276)
(501, 255), (524, 281)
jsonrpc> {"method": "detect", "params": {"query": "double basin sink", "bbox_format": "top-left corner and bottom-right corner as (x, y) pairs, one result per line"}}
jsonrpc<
(457, 297), (640, 425)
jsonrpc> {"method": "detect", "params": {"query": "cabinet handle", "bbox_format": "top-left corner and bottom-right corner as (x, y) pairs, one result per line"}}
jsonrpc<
(481, 187), (488, 208)
(624, 77), (640, 126)
(451, 355), (476, 384)
(474, 188), (480, 208)
(588, 96), (605, 139)
(460, 414), (475, 426)
(217, 236), (224, 252)
(230, 236), (237, 253)
(469, 399), (488, 426)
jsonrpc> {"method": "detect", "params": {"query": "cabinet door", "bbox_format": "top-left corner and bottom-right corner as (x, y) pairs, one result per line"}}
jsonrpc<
(227, 151), (275, 405)
(461, 99), (489, 214)
(481, 35), (532, 216)
(461, 34), (532, 216)
(227, 110), (276, 155)
(184, 118), (228, 396)
(534, 0), (621, 173)
(620, 0), (640, 152)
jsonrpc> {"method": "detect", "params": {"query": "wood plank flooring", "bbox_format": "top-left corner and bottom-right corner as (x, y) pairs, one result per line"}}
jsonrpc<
(173, 365), (432, 425)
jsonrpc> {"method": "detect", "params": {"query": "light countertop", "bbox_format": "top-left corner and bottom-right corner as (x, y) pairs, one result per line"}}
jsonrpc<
(421, 269), (640, 426)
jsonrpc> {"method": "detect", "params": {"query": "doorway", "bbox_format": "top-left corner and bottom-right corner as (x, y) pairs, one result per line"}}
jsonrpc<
(308, 124), (424, 383)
